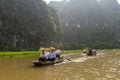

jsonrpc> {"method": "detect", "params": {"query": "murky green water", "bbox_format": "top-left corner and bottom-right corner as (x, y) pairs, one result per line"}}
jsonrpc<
(0, 50), (120, 80)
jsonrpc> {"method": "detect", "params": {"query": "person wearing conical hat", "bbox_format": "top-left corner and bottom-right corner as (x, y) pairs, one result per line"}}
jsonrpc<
(48, 47), (57, 61)
(44, 48), (50, 59)
(39, 47), (48, 62)
(50, 47), (55, 50)
(45, 48), (50, 52)
(39, 47), (45, 56)
(39, 47), (45, 51)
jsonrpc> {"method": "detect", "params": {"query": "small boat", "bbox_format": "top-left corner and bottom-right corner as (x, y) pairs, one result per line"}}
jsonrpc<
(87, 53), (96, 56)
(32, 57), (64, 66)
(82, 52), (97, 56)
(87, 50), (97, 56)
(82, 49), (97, 56)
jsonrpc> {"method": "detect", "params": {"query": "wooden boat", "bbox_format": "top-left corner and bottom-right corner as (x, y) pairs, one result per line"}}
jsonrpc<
(82, 52), (97, 56)
(83, 50), (97, 56)
(87, 50), (97, 56)
(87, 53), (96, 56)
(32, 57), (64, 66)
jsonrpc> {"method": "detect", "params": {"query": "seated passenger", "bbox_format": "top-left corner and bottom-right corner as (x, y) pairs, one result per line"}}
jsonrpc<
(56, 49), (62, 58)
(39, 47), (48, 62)
(44, 48), (50, 59)
(93, 50), (97, 55)
(83, 48), (88, 54)
(87, 48), (93, 55)
(48, 47), (56, 61)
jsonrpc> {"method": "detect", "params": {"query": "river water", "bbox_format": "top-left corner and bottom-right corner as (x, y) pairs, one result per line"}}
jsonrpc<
(0, 50), (120, 80)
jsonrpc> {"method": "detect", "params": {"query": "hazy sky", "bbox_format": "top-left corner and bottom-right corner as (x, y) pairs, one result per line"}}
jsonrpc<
(44, 0), (63, 3)
(118, 0), (120, 3)
(44, 0), (120, 4)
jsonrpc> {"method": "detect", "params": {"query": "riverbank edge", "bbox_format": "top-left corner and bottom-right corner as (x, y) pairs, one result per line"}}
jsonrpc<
(0, 50), (83, 57)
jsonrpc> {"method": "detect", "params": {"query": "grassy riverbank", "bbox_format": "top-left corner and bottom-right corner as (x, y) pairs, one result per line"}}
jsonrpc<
(101, 49), (120, 53)
(0, 51), (39, 57)
(0, 50), (83, 57)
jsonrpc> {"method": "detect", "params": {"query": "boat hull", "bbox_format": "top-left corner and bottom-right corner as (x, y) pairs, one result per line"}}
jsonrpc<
(32, 58), (64, 66)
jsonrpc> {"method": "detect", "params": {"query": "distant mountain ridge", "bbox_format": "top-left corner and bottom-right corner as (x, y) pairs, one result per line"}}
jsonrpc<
(48, 0), (120, 49)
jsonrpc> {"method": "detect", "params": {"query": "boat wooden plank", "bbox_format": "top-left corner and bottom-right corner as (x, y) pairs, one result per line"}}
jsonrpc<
(32, 58), (64, 66)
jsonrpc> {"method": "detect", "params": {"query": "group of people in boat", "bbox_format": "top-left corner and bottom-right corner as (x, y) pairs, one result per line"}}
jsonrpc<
(83, 48), (97, 56)
(39, 47), (62, 62)
(39, 47), (96, 62)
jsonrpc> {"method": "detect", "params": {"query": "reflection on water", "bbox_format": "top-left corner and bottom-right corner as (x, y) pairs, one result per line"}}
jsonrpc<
(0, 51), (120, 80)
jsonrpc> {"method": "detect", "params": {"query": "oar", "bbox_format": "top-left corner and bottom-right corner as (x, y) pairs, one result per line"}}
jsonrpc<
(65, 58), (72, 61)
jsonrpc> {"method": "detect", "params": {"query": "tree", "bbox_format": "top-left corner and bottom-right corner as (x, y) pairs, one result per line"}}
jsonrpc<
(0, 0), (62, 51)
(49, 0), (120, 49)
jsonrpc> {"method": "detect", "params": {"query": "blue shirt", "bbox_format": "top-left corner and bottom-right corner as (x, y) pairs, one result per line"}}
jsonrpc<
(40, 52), (49, 57)
(48, 51), (56, 58)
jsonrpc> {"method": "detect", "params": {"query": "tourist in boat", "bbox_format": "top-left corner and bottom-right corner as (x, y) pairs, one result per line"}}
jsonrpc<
(56, 48), (62, 59)
(44, 48), (50, 59)
(87, 48), (93, 55)
(39, 47), (48, 62)
(93, 49), (97, 55)
(48, 47), (57, 61)
(83, 48), (88, 54)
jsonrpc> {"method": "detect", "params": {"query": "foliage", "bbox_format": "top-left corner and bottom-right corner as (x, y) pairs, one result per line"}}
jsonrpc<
(0, 50), (82, 57)
(49, 0), (120, 49)
(62, 42), (86, 50)
(0, 51), (39, 57)
(0, 0), (120, 51)
(0, 0), (62, 51)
